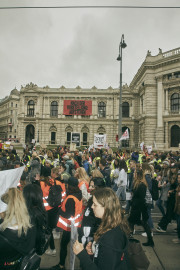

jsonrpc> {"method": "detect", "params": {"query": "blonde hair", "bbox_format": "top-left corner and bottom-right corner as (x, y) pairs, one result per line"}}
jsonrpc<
(76, 167), (90, 183)
(133, 164), (148, 190)
(93, 188), (129, 241)
(91, 169), (104, 179)
(1, 188), (31, 236)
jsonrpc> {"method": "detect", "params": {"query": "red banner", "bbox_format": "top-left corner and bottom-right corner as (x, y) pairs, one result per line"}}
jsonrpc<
(63, 100), (92, 115)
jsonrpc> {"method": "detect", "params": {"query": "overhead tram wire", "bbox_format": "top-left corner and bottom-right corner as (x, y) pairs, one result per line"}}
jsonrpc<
(0, 5), (180, 10)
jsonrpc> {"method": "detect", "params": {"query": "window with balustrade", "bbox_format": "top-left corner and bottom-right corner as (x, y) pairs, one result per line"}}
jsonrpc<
(50, 101), (58, 117)
(27, 100), (35, 116)
(171, 93), (180, 112)
(98, 102), (106, 118)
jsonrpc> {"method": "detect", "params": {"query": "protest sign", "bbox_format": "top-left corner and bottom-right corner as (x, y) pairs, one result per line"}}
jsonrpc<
(94, 134), (107, 148)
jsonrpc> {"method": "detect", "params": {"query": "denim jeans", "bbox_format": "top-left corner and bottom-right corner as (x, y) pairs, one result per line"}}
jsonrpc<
(177, 214), (180, 239)
(156, 199), (167, 217)
(116, 186), (126, 201)
(147, 204), (154, 229)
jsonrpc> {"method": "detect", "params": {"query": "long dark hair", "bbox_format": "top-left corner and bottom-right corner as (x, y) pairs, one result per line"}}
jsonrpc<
(119, 159), (128, 172)
(23, 184), (47, 227)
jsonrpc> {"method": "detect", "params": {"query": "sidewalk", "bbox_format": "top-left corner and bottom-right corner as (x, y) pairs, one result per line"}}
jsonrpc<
(40, 221), (179, 270)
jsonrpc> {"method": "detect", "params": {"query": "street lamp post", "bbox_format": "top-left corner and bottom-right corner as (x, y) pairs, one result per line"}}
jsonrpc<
(117, 34), (127, 148)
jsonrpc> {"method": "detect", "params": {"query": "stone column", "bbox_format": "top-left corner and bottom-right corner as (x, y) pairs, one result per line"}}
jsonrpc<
(166, 89), (169, 111)
(156, 76), (163, 127)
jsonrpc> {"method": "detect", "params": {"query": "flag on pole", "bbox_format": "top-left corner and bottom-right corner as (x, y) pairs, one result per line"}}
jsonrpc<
(119, 129), (129, 141)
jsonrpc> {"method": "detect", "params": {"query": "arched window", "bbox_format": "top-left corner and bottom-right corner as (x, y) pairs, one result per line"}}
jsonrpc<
(65, 126), (73, 145)
(27, 100), (35, 116)
(98, 102), (106, 118)
(171, 93), (180, 112)
(50, 101), (58, 117)
(25, 124), (35, 143)
(171, 125), (180, 147)
(122, 102), (129, 117)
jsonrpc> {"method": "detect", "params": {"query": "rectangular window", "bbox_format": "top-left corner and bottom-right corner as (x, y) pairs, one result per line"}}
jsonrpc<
(83, 133), (87, 145)
(51, 132), (56, 144)
(11, 102), (13, 107)
(67, 132), (71, 145)
(11, 110), (13, 115)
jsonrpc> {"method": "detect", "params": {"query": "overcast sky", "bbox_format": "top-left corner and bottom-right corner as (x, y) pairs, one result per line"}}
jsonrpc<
(0, 0), (179, 99)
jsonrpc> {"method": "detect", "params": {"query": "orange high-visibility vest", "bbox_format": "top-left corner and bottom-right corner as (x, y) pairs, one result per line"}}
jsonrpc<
(57, 195), (83, 231)
(78, 180), (89, 190)
(40, 179), (66, 211)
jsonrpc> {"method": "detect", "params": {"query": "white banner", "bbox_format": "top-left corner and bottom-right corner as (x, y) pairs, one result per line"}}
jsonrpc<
(94, 134), (107, 148)
(0, 166), (25, 213)
(147, 145), (153, 154)
(88, 144), (94, 152)
(119, 129), (129, 141)
(140, 142), (145, 151)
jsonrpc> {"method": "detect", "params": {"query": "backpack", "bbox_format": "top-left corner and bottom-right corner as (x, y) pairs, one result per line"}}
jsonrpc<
(47, 180), (62, 207)
(128, 238), (150, 270)
(151, 178), (159, 201)
(88, 162), (93, 176)
(68, 163), (75, 176)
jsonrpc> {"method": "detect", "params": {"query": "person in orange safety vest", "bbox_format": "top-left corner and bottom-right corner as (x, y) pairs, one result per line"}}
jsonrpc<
(53, 176), (82, 270)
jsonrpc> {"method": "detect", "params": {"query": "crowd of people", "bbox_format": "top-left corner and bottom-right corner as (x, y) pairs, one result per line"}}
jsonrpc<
(0, 145), (180, 270)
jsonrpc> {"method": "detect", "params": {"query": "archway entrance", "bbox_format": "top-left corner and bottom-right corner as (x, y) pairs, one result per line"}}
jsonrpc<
(25, 124), (35, 144)
(171, 125), (180, 147)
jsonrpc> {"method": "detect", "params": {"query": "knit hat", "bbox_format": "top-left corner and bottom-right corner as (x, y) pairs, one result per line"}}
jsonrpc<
(163, 160), (169, 166)
(63, 155), (69, 161)
(68, 176), (79, 187)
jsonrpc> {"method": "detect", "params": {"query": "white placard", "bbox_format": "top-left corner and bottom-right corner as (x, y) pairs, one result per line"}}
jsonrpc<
(70, 221), (78, 270)
(94, 134), (107, 148)
(147, 145), (152, 154)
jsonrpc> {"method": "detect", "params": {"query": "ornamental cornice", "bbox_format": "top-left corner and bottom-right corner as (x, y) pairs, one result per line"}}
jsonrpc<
(168, 122), (180, 128)
(49, 97), (60, 103)
(168, 89), (180, 97)
(155, 75), (163, 81)
(24, 96), (38, 104)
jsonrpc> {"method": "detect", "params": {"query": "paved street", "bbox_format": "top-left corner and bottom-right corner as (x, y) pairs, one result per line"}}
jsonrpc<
(40, 207), (180, 270)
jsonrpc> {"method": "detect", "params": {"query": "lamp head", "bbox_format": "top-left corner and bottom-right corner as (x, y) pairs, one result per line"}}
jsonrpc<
(117, 55), (121, 61)
(121, 40), (127, 49)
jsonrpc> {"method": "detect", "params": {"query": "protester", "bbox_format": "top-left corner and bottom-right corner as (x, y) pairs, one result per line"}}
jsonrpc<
(51, 177), (82, 270)
(75, 167), (90, 204)
(128, 164), (154, 247)
(0, 188), (36, 269)
(173, 170), (180, 243)
(78, 177), (106, 246)
(23, 184), (48, 255)
(116, 159), (128, 205)
(99, 159), (111, 187)
(73, 188), (130, 270)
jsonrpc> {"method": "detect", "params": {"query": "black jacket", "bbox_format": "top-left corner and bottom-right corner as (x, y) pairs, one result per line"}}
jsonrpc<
(77, 226), (130, 270)
(0, 225), (36, 267)
(128, 183), (148, 225)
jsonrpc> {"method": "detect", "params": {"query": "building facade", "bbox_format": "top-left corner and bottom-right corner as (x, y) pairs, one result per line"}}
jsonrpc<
(0, 47), (179, 150)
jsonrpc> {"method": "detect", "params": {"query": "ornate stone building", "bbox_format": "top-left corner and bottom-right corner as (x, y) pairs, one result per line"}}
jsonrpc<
(0, 47), (179, 150)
